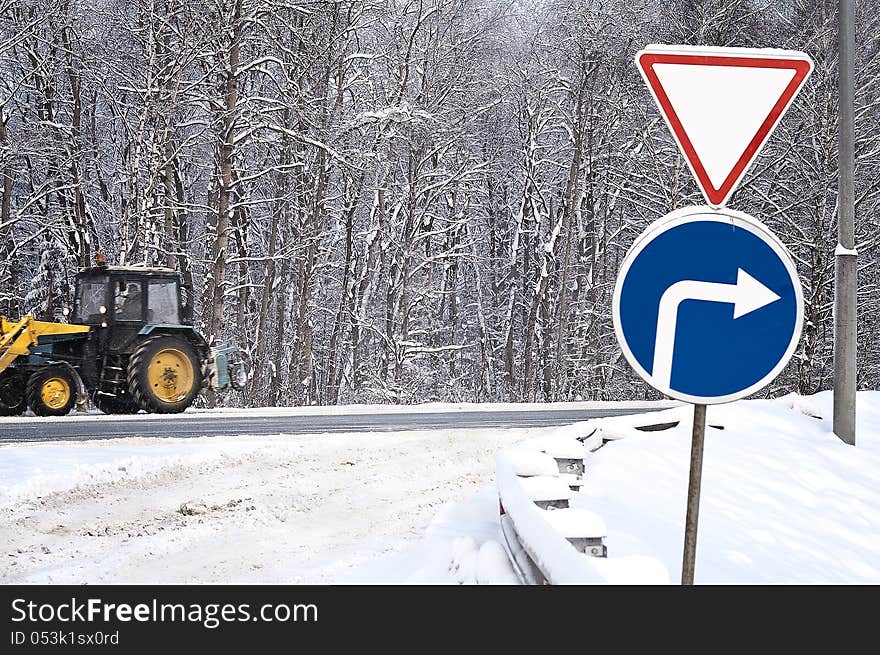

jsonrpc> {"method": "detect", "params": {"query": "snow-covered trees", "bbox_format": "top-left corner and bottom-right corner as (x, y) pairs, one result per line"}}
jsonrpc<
(1, 0), (878, 404)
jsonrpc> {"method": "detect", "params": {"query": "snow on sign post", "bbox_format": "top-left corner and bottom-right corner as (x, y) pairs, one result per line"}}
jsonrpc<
(617, 45), (812, 585)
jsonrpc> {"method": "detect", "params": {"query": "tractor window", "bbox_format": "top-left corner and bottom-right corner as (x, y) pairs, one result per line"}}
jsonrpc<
(114, 280), (143, 322)
(74, 278), (107, 323)
(148, 281), (180, 324)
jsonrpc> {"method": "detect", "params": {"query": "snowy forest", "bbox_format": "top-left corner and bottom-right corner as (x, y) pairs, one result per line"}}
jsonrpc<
(0, 0), (878, 406)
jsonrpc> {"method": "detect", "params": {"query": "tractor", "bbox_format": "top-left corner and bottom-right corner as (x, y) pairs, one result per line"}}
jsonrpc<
(0, 260), (246, 416)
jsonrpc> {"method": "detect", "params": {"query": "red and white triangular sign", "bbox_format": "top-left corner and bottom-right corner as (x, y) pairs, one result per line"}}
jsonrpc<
(636, 45), (813, 208)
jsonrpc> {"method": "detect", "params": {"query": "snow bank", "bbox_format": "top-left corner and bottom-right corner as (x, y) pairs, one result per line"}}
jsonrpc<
(496, 454), (602, 583)
(448, 536), (519, 584)
(540, 508), (607, 539)
(494, 391), (880, 584)
(576, 391), (880, 583)
(495, 452), (669, 584)
(344, 484), (526, 585)
(475, 541), (520, 584)
(506, 449), (559, 477)
(518, 476), (572, 502)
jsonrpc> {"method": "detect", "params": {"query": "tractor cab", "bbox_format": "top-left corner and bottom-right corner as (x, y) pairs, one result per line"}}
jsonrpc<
(71, 265), (199, 359)
(73, 265), (193, 329)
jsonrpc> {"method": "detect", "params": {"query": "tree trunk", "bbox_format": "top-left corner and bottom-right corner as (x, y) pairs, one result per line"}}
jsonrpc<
(205, 0), (242, 344)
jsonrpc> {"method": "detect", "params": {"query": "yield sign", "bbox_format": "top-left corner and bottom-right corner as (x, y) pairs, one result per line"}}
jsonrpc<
(636, 45), (813, 208)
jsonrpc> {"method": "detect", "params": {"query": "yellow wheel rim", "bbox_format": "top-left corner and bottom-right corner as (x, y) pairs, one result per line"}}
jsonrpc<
(147, 348), (195, 403)
(41, 377), (71, 410)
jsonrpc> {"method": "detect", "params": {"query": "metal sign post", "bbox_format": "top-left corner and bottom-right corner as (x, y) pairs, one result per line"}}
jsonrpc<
(681, 403), (706, 585)
(833, 0), (857, 446)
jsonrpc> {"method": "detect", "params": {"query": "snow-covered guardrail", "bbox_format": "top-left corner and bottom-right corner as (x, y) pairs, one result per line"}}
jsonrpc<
(497, 416), (672, 584)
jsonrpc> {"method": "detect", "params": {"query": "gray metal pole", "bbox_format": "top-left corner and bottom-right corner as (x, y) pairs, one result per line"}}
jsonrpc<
(681, 403), (706, 585)
(834, 0), (857, 446)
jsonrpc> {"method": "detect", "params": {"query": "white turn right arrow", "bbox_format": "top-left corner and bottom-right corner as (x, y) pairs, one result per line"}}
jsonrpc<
(651, 268), (781, 388)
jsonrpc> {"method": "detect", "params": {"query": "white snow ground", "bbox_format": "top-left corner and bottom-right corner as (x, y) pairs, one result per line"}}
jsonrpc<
(0, 426), (542, 584)
(2, 392), (878, 584)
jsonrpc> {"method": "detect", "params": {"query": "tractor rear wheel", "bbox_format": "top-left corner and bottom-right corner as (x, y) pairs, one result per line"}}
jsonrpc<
(26, 366), (77, 417)
(127, 335), (202, 413)
(0, 370), (26, 416)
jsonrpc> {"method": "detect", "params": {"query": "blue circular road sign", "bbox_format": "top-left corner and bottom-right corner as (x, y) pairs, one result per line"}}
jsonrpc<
(613, 206), (803, 404)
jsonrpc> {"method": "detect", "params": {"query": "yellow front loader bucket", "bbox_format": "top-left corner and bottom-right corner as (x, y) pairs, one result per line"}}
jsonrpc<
(0, 315), (91, 375)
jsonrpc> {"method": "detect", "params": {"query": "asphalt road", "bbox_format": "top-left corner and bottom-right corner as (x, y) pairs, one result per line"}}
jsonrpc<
(0, 406), (667, 444)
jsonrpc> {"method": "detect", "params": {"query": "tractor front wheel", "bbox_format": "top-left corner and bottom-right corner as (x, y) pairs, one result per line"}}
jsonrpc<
(127, 335), (202, 414)
(26, 366), (77, 417)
